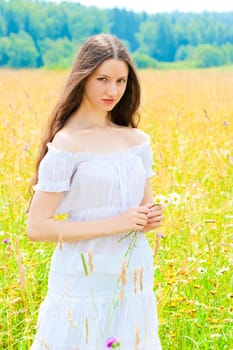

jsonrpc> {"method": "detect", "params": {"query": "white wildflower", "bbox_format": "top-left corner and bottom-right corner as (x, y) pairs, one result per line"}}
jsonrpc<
(197, 266), (207, 274)
(168, 192), (181, 205)
(210, 334), (221, 339)
(187, 257), (197, 262)
(216, 267), (230, 275)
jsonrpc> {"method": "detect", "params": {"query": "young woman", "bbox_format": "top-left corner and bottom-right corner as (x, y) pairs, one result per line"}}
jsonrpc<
(27, 33), (163, 349)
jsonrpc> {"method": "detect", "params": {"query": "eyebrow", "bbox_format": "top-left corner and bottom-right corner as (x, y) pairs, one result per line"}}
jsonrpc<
(96, 74), (128, 79)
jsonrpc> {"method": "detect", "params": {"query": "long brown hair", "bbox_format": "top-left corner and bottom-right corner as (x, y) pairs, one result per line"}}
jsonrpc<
(30, 33), (141, 194)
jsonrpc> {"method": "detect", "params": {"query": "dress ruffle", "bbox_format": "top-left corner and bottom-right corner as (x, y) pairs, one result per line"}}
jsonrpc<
(31, 287), (161, 350)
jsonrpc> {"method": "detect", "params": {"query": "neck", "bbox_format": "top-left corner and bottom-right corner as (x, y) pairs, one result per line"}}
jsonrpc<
(68, 104), (112, 129)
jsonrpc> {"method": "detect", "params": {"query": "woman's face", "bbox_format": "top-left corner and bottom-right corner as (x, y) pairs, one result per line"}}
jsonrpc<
(82, 58), (129, 112)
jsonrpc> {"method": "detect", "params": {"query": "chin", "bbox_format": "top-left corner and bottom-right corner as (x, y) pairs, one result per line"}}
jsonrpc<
(102, 106), (115, 112)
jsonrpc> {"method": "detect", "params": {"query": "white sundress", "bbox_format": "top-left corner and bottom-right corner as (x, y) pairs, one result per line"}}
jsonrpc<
(31, 135), (162, 350)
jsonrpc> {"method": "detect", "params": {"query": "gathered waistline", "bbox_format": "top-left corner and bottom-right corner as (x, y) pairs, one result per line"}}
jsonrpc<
(67, 206), (126, 220)
(47, 285), (153, 302)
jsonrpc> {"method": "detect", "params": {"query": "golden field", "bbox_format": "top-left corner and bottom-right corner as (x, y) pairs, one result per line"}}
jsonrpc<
(0, 68), (233, 349)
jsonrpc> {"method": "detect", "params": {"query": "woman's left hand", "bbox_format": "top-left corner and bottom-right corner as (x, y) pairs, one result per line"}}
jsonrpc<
(143, 202), (164, 231)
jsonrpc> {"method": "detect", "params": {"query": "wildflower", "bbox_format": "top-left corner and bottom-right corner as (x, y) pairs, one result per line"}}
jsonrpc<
(157, 232), (165, 239)
(196, 267), (207, 274)
(168, 192), (181, 205)
(35, 249), (45, 256)
(23, 143), (30, 151)
(223, 120), (230, 126)
(227, 293), (233, 298)
(216, 267), (230, 275)
(154, 195), (164, 205)
(161, 196), (170, 206)
(3, 238), (9, 244)
(210, 333), (221, 338)
(106, 337), (120, 348)
(187, 257), (197, 262)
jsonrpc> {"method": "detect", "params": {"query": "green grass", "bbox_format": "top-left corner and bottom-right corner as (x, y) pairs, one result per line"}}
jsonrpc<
(0, 69), (233, 349)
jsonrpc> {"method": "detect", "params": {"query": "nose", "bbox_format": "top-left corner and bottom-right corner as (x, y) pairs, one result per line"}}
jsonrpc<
(106, 82), (118, 97)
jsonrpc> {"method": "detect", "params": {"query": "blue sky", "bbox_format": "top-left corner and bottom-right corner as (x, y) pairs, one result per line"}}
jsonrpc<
(53, 0), (233, 13)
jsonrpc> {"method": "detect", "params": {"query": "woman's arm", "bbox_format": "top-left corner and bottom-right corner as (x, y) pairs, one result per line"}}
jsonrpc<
(27, 191), (150, 242)
(140, 178), (164, 232)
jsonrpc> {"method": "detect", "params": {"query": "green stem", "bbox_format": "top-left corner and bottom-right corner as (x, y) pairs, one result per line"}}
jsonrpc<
(81, 252), (88, 276)
(103, 231), (138, 335)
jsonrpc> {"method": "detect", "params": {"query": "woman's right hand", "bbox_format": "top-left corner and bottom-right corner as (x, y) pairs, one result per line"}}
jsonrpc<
(113, 205), (150, 233)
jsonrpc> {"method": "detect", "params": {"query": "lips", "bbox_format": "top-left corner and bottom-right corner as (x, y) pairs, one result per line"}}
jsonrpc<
(102, 99), (115, 105)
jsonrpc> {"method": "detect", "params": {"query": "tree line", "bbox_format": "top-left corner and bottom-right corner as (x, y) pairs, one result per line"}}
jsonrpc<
(0, 0), (233, 68)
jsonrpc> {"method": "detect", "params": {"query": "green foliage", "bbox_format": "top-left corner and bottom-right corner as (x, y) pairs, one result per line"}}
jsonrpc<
(0, 13), (7, 36)
(175, 45), (194, 61)
(0, 0), (233, 68)
(0, 31), (38, 67)
(109, 8), (145, 51)
(39, 38), (77, 68)
(132, 52), (158, 68)
(139, 15), (176, 61)
(65, 5), (110, 42)
(176, 44), (233, 68)
(0, 37), (10, 65)
(190, 44), (226, 68)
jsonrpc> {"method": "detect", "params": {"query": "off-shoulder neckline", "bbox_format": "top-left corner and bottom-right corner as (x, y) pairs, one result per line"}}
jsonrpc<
(47, 140), (149, 158)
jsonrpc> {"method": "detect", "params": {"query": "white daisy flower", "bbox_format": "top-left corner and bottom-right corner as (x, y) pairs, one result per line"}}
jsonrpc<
(197, 266), (207, 274)
(168, 192), (181, 205)
(216, 267), (230, 275)
(154, 195), (170, 207)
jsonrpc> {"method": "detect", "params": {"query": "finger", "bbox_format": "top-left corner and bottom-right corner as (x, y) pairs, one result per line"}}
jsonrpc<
(147, 222), (162, 228)
(151, 203), (163, 209)
(136, 223), (147, 230)
(147, 211), (163, 218)
(147, 217), (163, 224)
(148, 210), (163, 218)
(153, 214), (164, 221)
(148, 213), (164, 221)
(136, 218), (148, 226)
(138, 206), (150, 214)
(138, 213), (149, 220)
(150, 205), (163, 212)
(144, 202), (155, 209)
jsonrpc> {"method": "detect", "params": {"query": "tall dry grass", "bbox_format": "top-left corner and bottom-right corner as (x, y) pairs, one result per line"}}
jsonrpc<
(0, 68), (232, 349)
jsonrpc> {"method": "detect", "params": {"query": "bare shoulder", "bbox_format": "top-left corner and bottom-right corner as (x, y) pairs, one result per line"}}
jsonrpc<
(51, 128), (83, 153)
(123, 128), (149, 146)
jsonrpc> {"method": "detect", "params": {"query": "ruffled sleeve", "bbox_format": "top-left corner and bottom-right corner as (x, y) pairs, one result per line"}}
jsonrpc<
(33, 144), (75, 192)
(142, 139), (155, 178)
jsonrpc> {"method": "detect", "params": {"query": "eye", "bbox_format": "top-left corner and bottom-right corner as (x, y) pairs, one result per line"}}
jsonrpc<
(97, 77), (107, 82)
(117, 78), (127, 84)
